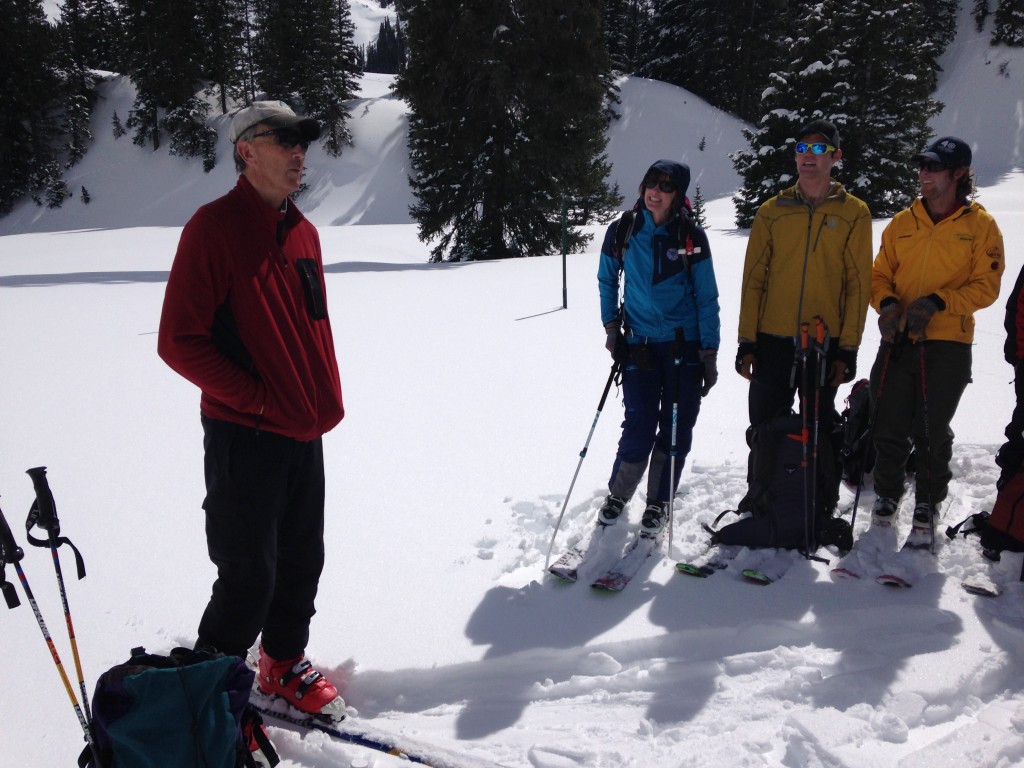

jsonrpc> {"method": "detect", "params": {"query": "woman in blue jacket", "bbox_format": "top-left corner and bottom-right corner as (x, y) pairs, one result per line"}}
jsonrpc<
(596, 160), (721, 537)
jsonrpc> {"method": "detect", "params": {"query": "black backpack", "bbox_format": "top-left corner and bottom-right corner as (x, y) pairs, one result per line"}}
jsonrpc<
(80, 646), (276, 768)
(839, 378), (874, 487)
(710, 413), (850, 551)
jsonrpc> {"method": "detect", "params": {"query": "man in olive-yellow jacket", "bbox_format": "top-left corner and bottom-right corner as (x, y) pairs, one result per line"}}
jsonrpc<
(866, 136), (1005, 550)
(737, 119), (873, 432)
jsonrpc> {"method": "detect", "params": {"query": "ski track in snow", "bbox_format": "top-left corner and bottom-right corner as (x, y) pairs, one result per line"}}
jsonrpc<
(466, 444), (1024, 767)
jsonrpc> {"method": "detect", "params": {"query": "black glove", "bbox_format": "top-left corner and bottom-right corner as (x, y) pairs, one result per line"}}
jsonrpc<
(878, 299), (901, 343)
(604, 322), (628, 364)
(735, 341), (756, 380)
(904, 294), (943, 340)
(700, 349), (718, 396)
(830, 347), (857, 385)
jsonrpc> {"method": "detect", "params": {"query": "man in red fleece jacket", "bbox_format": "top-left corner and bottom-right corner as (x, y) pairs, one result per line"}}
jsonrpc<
(158, 102), (347, 736)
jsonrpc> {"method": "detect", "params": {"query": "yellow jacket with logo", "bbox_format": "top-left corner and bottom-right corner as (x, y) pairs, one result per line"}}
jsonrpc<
(871, 198), (1005, 343)
(738, 181), (873, 350)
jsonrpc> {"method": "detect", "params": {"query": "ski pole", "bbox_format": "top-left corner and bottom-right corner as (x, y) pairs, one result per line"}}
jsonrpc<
(544, 360), (621, 569)
(666, 331), (684, 555)
(848, 341), (896, 536)
(810, 317), (830, 553)
(799, 323), (812, 556)
(0, 499), (99, 763)
(919, 345), (937, 553)
(24, 467), (91, 721)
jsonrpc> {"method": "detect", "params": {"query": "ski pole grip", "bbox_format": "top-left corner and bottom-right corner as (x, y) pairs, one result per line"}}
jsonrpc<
(0, 501), (26, 606)
(26, 466), (59, 536)
(0, 502), (24, 563)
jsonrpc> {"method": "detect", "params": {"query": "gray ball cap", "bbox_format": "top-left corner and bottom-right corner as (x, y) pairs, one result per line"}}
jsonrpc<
(229, 100), (321, 144)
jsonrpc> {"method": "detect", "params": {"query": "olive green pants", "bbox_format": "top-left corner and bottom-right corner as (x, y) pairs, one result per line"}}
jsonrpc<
(869, 340), (971, 507)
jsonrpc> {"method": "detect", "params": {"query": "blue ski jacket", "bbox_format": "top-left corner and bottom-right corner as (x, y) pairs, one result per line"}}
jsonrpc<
(598, 203), (721, 350)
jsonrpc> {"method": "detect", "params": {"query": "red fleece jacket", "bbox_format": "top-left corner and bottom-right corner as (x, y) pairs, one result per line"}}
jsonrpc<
(158, 176), (344, 441)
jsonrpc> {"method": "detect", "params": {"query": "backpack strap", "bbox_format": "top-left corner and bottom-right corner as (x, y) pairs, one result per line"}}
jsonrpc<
(613, 208), (637, 259)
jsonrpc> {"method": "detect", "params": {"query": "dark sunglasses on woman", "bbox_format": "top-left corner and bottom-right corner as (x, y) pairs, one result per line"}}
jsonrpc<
(643, 179), (678, 193)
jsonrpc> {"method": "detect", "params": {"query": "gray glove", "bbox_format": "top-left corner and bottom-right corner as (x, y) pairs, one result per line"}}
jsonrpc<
(904, 295), (942, 339)
(878, 301), (901, 343)
(605, 322), (628, 363)
(700, 349), (718, 397)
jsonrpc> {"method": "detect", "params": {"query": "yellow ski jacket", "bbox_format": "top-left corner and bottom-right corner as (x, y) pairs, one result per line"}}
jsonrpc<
(871, 198), (1005, 343)
(738, 181), (873, 351)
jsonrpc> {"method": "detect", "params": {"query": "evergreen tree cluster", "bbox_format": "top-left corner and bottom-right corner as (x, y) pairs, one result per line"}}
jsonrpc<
(395, 0), (621, 262)
(5, 0), (1024, 265)
(729, 0), (957, 227)
(364, 16), (405, 74)
(3, 0), (361, 212)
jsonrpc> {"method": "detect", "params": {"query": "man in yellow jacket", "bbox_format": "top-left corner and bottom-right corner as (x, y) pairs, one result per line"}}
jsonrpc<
(737, 119), (873, 432)
(868, 136), (1005, 549)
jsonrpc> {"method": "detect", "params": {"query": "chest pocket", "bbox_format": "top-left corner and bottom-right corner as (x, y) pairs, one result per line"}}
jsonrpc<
(295, 259), (327, 320)
(652, 233), (689, 285)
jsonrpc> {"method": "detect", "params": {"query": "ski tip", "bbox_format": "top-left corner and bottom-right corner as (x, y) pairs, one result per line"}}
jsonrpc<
(675, 562), (711, 578)
(547, 567), (579, 583)
(830, 567), (861, 582)
(590, 578), (626, 592)
(962, 580), (1000, 597)
(875, 573), (912, 588)
(741, 568), (773, 585)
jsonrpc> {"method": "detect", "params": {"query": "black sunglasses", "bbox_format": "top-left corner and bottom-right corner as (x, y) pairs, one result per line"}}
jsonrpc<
(643, 179), (678, 193)
(248, 127), (310, 151)
(918, 159), (950, 173)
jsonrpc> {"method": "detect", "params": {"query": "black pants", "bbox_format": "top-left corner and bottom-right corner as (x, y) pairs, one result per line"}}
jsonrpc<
(198, 417), (326, 660)
(996, 370), (1024, 484)
(749, 333), (839, 431)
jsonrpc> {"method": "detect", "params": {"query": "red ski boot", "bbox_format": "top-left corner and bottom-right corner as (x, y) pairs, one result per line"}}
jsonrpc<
(257, 646), (347, 723)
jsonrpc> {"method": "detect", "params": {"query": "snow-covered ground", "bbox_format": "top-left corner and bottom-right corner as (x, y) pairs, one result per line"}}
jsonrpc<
(3, 3), (1024, 767)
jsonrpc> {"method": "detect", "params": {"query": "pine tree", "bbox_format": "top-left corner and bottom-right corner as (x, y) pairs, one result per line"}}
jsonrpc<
(641, 0), (792, 123)
(252, 0), (359, 157)
(197, 0), (249, 114)
(119, 0), (211, 155)
(112, 111), (126, 138)
(975, 0), (991, 31)
(0, 0), (68, 213)
(396, 0), (619, 262)
(55, 0), (104, 167)
(604, 0), (653, 74)
(992, 0), (1024, 45)
(302, 0), (359, 156)
(365, 16), (405, 74)
(731, 0), (943, 226)
(692, 185), (707, 229)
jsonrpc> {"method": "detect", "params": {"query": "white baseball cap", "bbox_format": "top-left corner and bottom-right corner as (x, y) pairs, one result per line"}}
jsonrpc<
(229, 100), (321, 144)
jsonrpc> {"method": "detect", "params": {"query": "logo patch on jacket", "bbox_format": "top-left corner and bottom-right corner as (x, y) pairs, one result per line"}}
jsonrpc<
(667, 248), (679, 262)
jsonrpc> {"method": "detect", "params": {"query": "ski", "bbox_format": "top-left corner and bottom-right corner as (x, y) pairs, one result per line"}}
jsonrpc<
(590, 531), (661, 592)
(876, 573), (912, 588)
(741, 568), (773, 585)
(829, 566), (861, 581)
(251, 697), (507, 768)
(962, 578), (1001, 597)
(874, 530), (938, 588)
(675, 559), (727, 578)
(547, 524), (609, 583)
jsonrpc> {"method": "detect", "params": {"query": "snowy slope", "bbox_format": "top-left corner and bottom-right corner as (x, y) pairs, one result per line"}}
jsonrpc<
(3, 4), (1024, 768)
